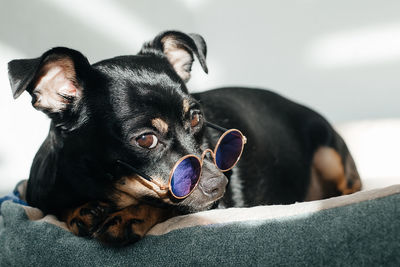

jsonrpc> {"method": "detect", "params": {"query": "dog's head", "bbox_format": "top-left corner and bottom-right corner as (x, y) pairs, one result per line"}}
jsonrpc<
(8, 31), (228, 212)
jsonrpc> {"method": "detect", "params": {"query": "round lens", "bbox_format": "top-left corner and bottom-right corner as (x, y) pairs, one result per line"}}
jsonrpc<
(170, 156), (201, 198)
(215, 130), (244, 171)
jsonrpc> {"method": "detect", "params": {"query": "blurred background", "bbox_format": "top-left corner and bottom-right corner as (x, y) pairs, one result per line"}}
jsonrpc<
(1, 0), (400, 194)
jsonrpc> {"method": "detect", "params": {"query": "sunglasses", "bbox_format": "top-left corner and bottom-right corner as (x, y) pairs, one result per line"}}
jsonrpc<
(117, 121), (247, 199)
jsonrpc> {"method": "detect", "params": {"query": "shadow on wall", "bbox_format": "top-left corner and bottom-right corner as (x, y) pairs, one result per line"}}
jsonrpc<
(0, 0), (202, 60)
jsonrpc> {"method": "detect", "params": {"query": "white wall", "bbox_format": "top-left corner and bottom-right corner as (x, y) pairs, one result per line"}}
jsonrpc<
(1, 0), (400, 192)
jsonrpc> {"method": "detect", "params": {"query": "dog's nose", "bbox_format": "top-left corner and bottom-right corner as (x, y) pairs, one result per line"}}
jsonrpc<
(199, 175), (228, 198)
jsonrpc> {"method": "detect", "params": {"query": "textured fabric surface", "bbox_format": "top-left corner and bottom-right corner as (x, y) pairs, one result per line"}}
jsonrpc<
(1, 191), (399, 266)
(0, 180), (27, 214)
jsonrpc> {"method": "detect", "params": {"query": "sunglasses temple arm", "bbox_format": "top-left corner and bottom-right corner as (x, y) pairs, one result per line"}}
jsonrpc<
(116, 160), (154, 182)
(204, 121), (228, 133)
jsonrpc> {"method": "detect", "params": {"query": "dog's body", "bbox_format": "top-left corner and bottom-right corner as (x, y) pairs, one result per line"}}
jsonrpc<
(195, 87), (360, 207)
(8, 31), (361, 245)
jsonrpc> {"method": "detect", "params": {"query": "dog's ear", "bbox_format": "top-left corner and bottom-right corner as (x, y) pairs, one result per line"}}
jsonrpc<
(140, 31), (208, 83)
(8, 47), (90, 114)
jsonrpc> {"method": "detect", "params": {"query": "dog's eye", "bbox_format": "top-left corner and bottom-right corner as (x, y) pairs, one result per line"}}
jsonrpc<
(136, 134), (158, 149)
(191, 113), (200, 128)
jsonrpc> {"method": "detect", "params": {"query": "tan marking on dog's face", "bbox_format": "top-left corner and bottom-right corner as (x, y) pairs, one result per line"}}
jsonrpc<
(152, 118), (169, 134)
(113, 175), (173, 209)
(113, 191), (139, 208)
(183, 99), (190, 113)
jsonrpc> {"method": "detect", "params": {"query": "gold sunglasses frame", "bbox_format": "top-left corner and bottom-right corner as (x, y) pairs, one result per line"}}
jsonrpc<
(117, 125), (247, 199)
(166, 128), (247, 199)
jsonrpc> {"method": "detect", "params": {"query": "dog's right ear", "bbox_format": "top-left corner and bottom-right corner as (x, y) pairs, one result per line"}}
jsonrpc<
(140, 31), (208, 83)
(8, 47), (91, 115)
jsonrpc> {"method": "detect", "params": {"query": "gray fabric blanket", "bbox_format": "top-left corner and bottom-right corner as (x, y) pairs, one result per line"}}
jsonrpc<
(1, 185), (400, 266)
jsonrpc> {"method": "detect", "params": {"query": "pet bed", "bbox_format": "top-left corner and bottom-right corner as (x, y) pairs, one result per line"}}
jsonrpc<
(0, 184), (399, 266)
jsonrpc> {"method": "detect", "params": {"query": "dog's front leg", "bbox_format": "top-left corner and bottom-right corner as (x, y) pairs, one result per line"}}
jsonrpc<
(63, 201), (112, 237)
(92, 204), (172, 246)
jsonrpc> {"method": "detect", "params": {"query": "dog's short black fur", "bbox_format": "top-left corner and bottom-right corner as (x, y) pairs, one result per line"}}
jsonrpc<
(8, 30), (361, 246)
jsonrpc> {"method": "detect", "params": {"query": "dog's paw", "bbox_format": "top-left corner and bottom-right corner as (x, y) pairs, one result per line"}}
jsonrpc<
(65, 202), (110, 237)
(93, 204), (166, 246)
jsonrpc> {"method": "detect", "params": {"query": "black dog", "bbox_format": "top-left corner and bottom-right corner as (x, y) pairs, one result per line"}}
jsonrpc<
(8, 30), (361, 246)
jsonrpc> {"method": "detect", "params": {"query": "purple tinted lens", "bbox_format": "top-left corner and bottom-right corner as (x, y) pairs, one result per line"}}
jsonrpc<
(170, 157), (201, 198)
(215, 131), (243, 171)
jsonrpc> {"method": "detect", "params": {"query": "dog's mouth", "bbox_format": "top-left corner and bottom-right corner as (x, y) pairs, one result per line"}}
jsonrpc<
(178, 198), (220, 213)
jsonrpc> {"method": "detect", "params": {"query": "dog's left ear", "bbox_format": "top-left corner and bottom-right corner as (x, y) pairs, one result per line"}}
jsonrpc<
(140, 31), (208, 83)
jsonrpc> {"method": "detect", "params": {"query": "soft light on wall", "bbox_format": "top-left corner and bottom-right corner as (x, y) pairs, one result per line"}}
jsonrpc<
(307, 23), (400, 68)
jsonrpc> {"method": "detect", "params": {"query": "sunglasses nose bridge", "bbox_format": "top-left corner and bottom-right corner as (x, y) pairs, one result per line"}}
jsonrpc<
(200, 148), (214, 164)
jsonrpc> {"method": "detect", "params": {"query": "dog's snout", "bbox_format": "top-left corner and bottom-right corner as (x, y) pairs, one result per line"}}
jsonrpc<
(199, 176), (228, 198)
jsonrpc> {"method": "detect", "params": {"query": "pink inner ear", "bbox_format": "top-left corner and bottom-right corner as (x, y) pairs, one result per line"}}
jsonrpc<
(162, 36), (193, 83)
(32, 59), (80, 112)
(51, 68), (78, 98)
(166, 49), (192, 82)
